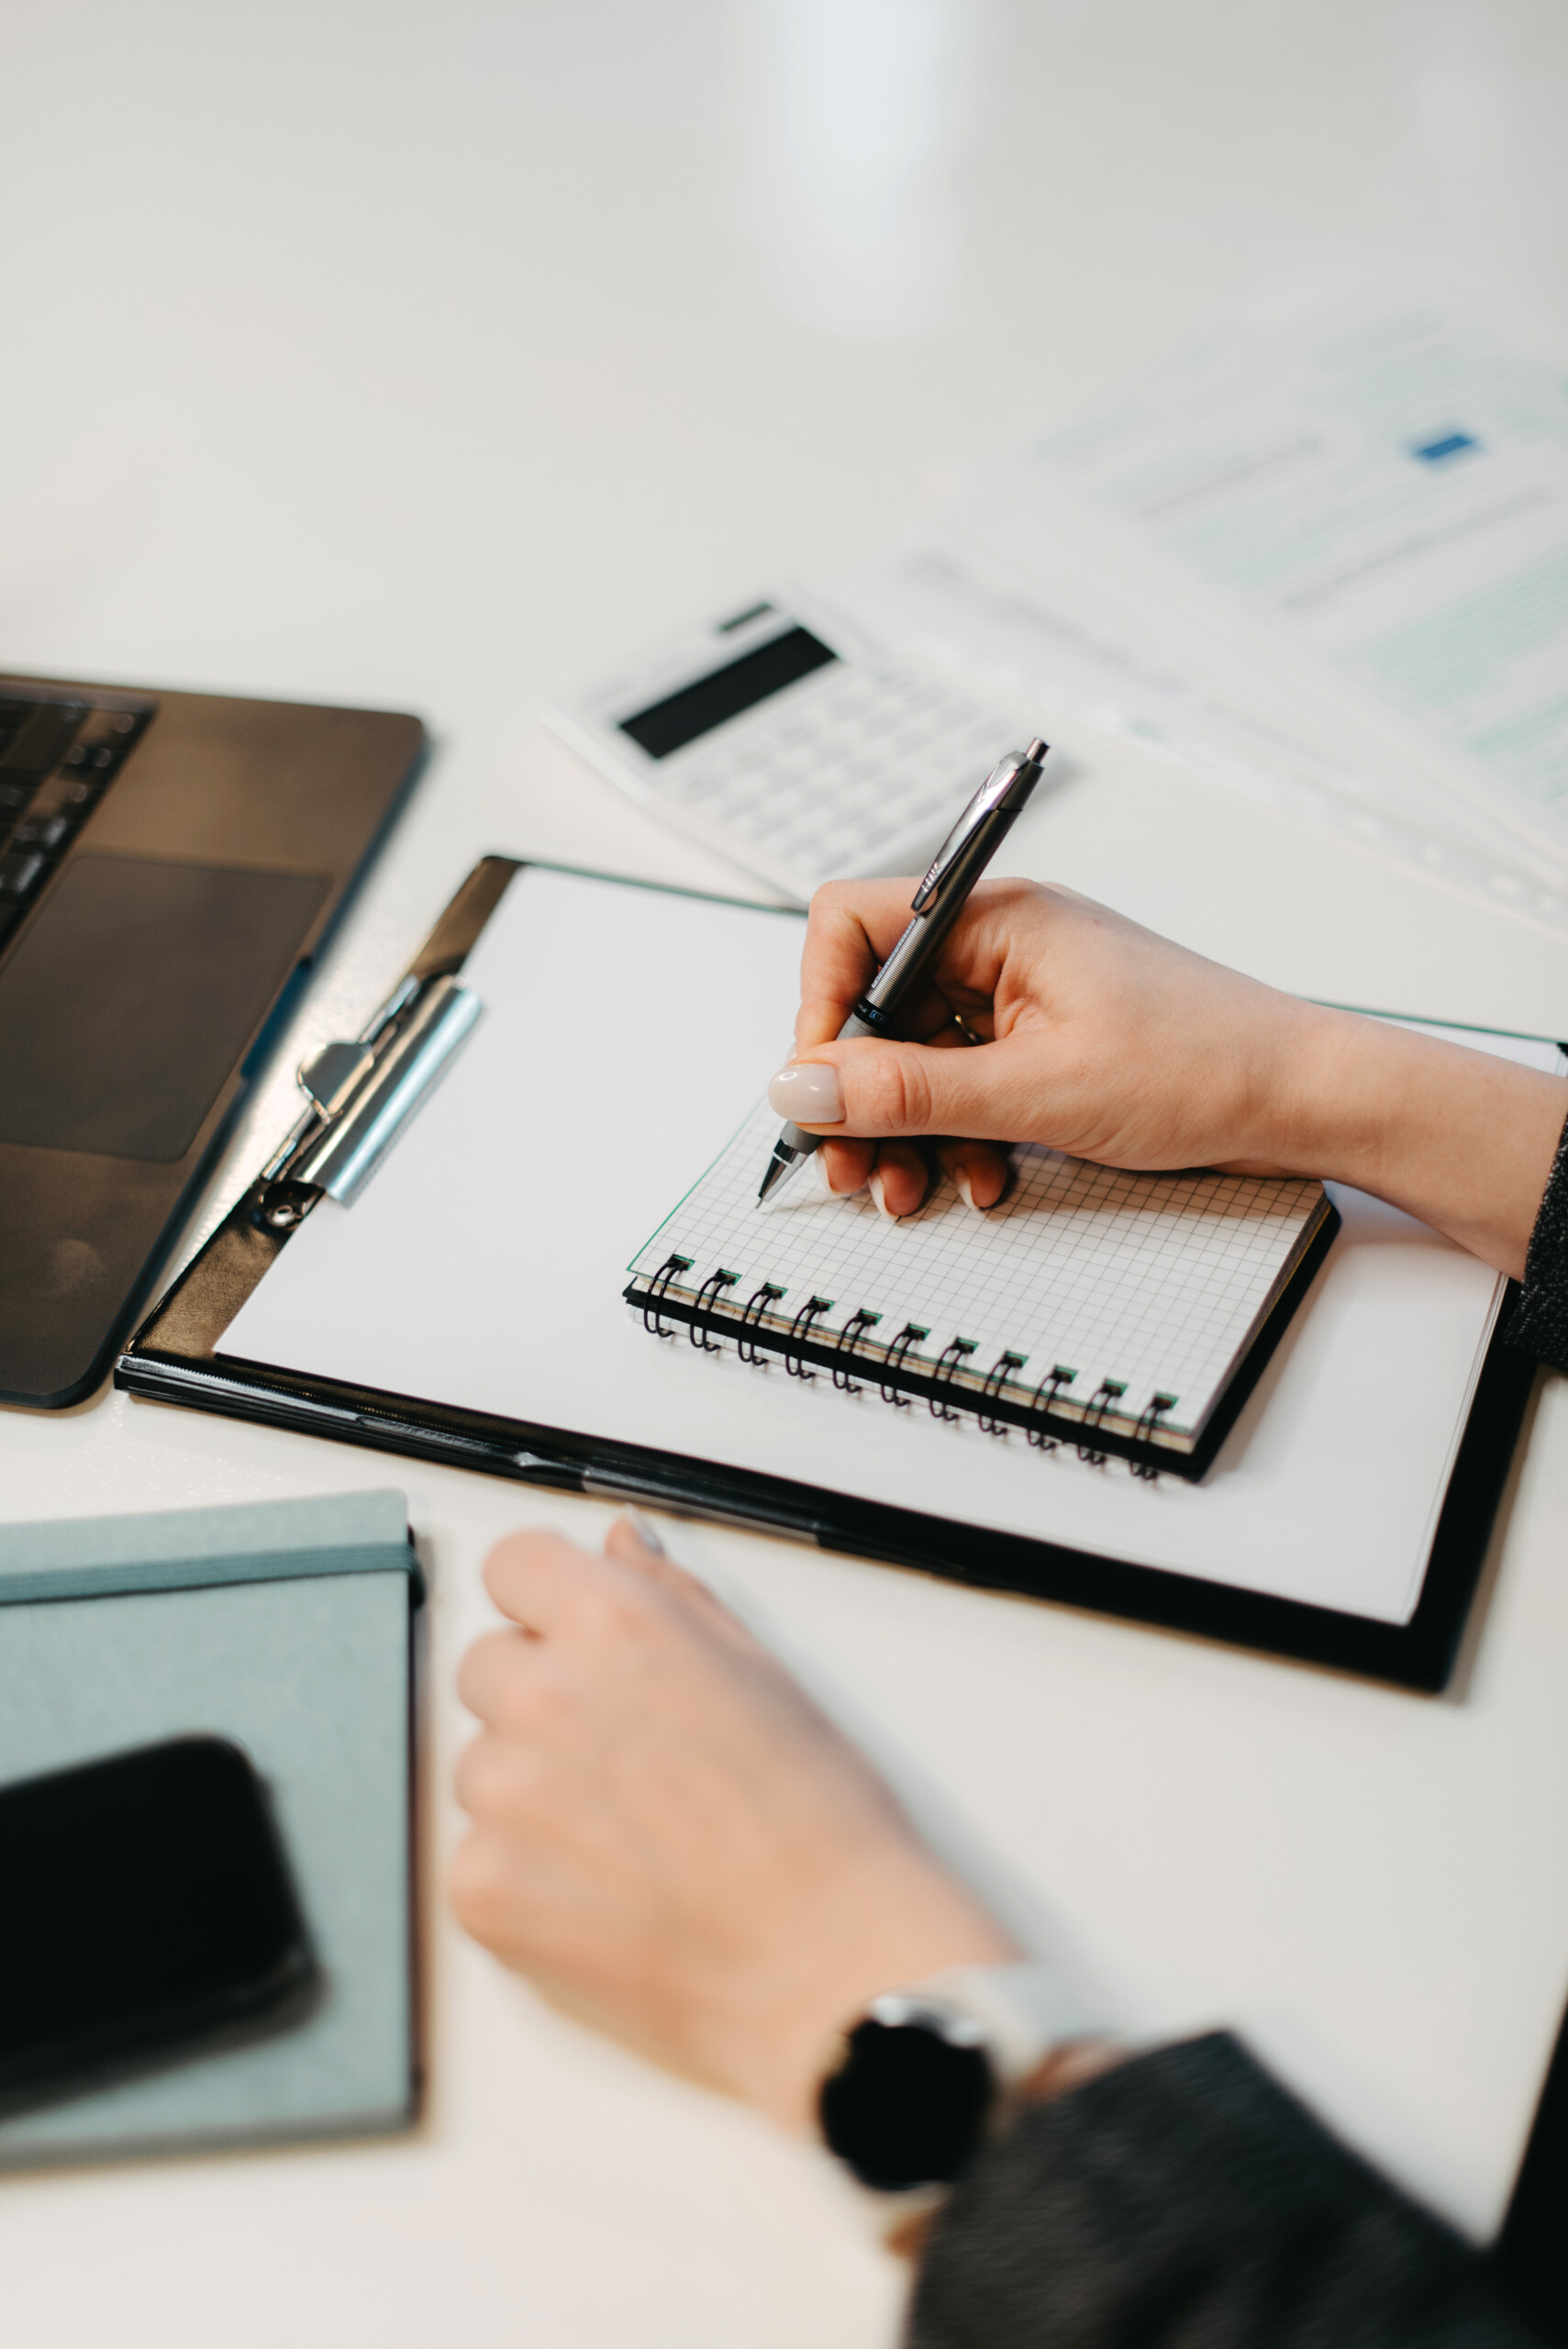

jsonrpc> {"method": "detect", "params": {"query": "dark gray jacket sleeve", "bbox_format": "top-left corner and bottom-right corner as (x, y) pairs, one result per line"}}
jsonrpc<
(907, 2034), (1541, 2349)
(1507, 1107), (1568, 1375)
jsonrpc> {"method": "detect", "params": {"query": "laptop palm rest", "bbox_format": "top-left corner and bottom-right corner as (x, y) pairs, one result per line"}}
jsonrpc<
(0, 855), (328, 1163)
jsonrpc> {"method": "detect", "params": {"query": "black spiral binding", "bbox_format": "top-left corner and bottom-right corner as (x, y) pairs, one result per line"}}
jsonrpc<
(689, 1267), (738, 1351)
(784, 1295), (833, 1378)
(1130, 1391), (1177, 1477)
(978, 1351), (1026, 1436)
(833, 1308), (881, 1393)
(1076, 1378), (1127, 1466)
(881, 1323), (929, 1407)
(929, 1337), (977, 1421)
(737, 1281), (785, 1364)
(641, 1263), (1171, 1473)
(643, 1252), (693, 1338)
(1027, 1364), (1077, 1450)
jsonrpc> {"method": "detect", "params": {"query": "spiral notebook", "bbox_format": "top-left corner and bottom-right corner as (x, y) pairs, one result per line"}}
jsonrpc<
(626, 1108), (1336, 1476)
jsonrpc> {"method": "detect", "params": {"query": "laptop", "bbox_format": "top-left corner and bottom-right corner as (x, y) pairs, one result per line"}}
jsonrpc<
(0, 674), (424, 1408)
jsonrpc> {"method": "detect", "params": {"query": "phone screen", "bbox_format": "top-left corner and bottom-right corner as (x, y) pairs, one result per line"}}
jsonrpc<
(0, 1735), (317, 2112)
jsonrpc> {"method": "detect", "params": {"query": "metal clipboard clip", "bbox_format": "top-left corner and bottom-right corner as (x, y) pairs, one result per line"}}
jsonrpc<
(264, 972), (483, 1207)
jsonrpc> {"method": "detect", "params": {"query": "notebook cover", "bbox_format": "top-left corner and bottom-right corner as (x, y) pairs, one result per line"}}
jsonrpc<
(0, 1491), (418, 2165)
(0, 1485), (419, 1603)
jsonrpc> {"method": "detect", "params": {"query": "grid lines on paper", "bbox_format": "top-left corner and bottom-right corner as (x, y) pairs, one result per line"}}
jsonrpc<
(629, 1103), (1326, 1434)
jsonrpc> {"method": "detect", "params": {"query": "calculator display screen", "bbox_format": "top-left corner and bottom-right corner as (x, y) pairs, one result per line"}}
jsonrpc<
(617, 627), (838, 760)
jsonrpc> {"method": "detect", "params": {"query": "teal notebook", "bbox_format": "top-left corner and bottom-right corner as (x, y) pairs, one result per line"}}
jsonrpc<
(0, 1489), (418, 2165)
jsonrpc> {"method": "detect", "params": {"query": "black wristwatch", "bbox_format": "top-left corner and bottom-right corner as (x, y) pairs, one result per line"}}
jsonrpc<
(817, 1961), (1091, 2194)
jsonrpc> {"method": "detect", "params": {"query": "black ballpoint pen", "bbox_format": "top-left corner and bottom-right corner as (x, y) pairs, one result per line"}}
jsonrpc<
(757, 738), (1050, 1202)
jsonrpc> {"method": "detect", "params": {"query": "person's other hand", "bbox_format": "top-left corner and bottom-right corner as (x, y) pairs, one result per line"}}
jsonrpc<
(767, 876), (1568, 1279)
(451, 1515), (1016, 2129)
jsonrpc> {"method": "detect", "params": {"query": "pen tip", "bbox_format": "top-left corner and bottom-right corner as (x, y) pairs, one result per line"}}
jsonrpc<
(1026, 737), (1049, 763)
(759, 1141), (798, 1202)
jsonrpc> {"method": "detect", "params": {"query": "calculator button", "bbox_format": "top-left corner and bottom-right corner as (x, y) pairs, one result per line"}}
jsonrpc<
(666, 768), (721, 803)
(714, 801), (755, 831)
(742, 803), (796, 841)
(582, 635), (1015, 897)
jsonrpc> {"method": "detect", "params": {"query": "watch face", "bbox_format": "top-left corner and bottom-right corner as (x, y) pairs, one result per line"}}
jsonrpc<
(818, 2016), (994, 2192)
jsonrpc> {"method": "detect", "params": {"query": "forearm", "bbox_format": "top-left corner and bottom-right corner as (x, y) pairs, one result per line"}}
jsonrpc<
(909, 2034), (1541, 2349)
(1272, 1008), (1568, 1282)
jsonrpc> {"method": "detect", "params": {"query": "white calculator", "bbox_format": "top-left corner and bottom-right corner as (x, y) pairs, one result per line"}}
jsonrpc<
(545, 594), (1019, 905)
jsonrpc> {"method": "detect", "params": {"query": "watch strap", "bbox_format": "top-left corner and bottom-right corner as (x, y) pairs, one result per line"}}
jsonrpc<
(903, 1957), (1101, 2087)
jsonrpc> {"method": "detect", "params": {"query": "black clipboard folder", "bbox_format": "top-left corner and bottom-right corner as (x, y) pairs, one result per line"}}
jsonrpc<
(117, 858), (1538, 1694)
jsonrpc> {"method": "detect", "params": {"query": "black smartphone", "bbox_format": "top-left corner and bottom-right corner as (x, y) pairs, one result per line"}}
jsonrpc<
(0, 1734), (318, 2115)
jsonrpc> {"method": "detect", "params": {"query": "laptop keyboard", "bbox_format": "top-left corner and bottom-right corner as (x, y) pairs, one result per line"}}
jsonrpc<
(0, 695), (152, 952)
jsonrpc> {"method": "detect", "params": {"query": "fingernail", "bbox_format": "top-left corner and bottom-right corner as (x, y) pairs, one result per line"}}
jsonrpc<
(768, 1061), (843, 1125)
(868, 1169), (899, 1221)
(622, 1507), (667, 1555)
(812, 1150), (835, 1197)
(954, 1168), (981, 1212)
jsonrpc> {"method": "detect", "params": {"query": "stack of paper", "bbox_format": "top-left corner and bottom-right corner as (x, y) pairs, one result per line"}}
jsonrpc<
(825, 296), (1568, 936)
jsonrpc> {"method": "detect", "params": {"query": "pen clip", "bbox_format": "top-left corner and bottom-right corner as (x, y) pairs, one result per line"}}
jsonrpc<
(911, 747), (1034, 913)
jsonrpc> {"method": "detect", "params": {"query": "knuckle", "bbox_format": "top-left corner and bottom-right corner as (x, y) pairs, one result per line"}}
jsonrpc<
(454, 1628), (514, 1717)
(584, 1585), (651, 1651)
(899, 1053), (936, 1126)
(573, 1565), (655, 1647)
(659, 1559), (715, 1611)
(857, 1052), (930, 1131)
(982, 874), (1051, 925)
(480, 1528), (540, 1596)
(845, 1052), (893, 1130)
(448, 1831), (512, 1942)
(500, 1671), (576, 1752)
(452, 1732), (515, 1820)
(483, 1529), (584, 1614)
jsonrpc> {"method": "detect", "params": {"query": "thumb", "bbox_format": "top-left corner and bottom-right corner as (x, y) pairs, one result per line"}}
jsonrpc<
(769, 1035), (1029, 1143)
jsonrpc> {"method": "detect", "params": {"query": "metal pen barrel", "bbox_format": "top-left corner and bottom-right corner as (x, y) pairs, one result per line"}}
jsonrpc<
(758, 737), (1048, 1199)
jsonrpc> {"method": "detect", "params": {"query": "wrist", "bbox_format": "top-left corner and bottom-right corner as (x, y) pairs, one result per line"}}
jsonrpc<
(719, 1856), (1019, 2131)
(1210, 989), (1342, 1176)
(1269, 1003), (1399, 1189)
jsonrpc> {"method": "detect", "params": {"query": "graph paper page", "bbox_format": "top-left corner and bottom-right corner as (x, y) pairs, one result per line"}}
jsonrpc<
(630, 1105), (1327, 1442)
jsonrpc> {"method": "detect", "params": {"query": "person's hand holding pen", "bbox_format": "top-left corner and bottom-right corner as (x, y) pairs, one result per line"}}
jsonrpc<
(767, 876), (1568, 1281)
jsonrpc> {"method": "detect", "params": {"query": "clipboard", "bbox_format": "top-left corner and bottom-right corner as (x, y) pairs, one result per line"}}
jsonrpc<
(117, 858), (1542, 1692)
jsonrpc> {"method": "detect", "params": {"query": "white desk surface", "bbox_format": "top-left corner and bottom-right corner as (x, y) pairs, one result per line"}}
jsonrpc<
(4, 4), (1568, 2341)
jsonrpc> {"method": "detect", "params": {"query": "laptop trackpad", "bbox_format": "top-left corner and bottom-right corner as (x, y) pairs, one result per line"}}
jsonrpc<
(0, 855), (328, 1163)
